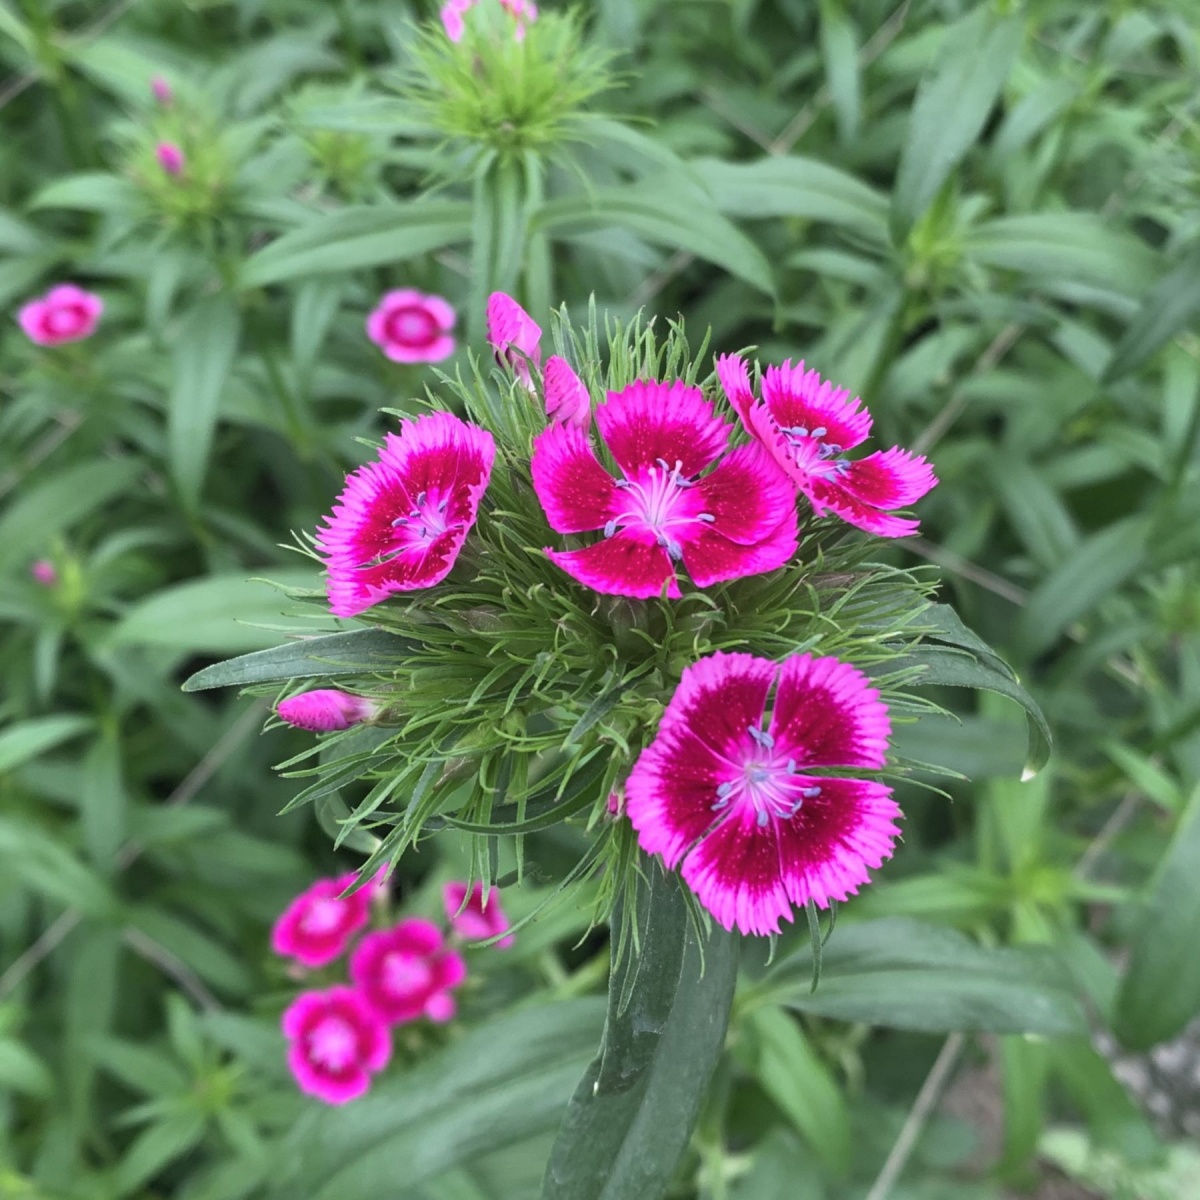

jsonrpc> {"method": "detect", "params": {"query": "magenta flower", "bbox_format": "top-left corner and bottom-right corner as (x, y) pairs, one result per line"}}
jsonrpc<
(530, 379), (798, 599)
(315, 411), (495, 619)
(625, 651), (901, 936)
(350, 920), (467, 1025)
(543, 355), (590, 429)
(443, 881), (515, 947)
(150, 75), (173, 104)
(366, 289), (456, 364)
(486, 292), (541, 387)
(18, 285), (103, 347)
(282, 986), (391, 1105)
(155, 141), (185, 175)
(30, 560), (58, 587)
(441, 0), (472, 40)
(717, 355), (936, 539)
(271, 873), (375, 968)
(276, 689), (377, 733)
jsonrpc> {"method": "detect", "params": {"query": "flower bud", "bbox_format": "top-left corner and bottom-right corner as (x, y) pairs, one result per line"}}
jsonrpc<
(276, 689), (377, 732)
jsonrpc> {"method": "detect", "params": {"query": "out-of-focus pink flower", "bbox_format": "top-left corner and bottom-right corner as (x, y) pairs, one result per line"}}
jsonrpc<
(443, 881), (515, 947)
(441, 0), (537, 41)
(486, 292), (541, 388)
(282, 986), (391, 1105)
(350, 919), (467, 1025)
(441, 0), (472, 40)
(500, 0), (538, 39)
(366, 289), (456, 364)
(155, 142), (185, 175)
(276, 689), (377, 733)
(315, 411), (495, 618)
(543, 356), (590, 429)
(30, 560), (58, 587)
(271, 872), (376, 969)
(17, 285), (103, 347)
(150, 75), (173, 104)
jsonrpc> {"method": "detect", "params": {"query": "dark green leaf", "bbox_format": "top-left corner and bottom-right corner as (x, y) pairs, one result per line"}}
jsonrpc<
(0, 715), (93, 773)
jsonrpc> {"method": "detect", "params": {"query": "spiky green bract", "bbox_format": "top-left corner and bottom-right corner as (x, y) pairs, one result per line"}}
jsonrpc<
(400, 10), (615, 169)
(268, 308), (952, 940)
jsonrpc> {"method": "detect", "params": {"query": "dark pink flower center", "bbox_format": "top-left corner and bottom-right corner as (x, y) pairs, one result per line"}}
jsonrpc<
(384, 306), (439, 348)
(308, 1016), (358, 1069)
(778, 423), (852, 478)
(711, 725), (823, 829)
(383, 488), (461, 554)
(605, 458), (714, 560)
(382, 951), (433, 996)
(45, 305), (85, 336)
(300, 897), (346, 935)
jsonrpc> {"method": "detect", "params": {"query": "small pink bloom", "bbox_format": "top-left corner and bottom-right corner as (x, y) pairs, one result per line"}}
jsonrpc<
(531, 379), (799, 599)
(543, 356), (590, 429)
(350, 920), (467, 1026)
(441, 0), (473, 40)
(276, 689), (377, 732)
(626, 651), (901, 937)
(150, 75), (173, 104)
(717, 354), (937, 538)
(316, 412), (495, 618)
(282, 986), (391, 1105)
(30, 560), (58, 587)
(17, 284), (103, 347)
(443, 881), (514, 948)
(486, 292), (541, 387)
(271, 873), (375, 968)
(366, 289), (456, 364)
(155, 141), (185, 175)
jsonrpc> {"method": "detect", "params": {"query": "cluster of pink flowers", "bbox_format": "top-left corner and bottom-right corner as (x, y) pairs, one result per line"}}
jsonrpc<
(302, 292), (937, 938)
(442, 0), (538, 43)
(273, 872), (512, 1104)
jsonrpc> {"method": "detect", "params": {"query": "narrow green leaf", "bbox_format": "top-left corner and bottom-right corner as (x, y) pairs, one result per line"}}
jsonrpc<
(818, 0), (860, 143)
(115, 1112), (207, 1194)
(81, 734), (126, 870)
(0, 715), (92, 773)
(28, 172), (142, 213)
(0, 1040), (54, 1098)
(0, 818), (116, 916)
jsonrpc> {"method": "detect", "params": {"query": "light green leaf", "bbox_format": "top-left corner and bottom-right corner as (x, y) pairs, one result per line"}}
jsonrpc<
(0, 818), (116, 916)
(0, 1039), (54, 1098)
(115, 1112), (208, 1194)
(81, 735), (126, 870)
(0, 715), (93, 773)
(28, 172), (142, 214)
(818, 0), (860, 143)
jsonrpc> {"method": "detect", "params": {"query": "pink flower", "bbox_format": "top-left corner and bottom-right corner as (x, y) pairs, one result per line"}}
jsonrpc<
(150, 75), (173, 104)
(366, 289), (456, 364)
(486, 292), (541, 387)
(315, 412), (495, 618)
(500, 0), (538, 38)
(350, 920), (467, 1025)
(17, 284), (103, 346)
(530, 379), (799, 599)
(443, 881), (514, 947)
(441, 0), (537, 42)
(155, 141), (185, 175)
(441, 0), (472, 40)
(282, 986), (391, 1105)
(276, 689), (377, 732)
(626, 651), (901, 937)
(271, 873), (376, 968)
(30, 560), (58, 587)
(543, 356), (590, 429)
(717, 355), (937, 539)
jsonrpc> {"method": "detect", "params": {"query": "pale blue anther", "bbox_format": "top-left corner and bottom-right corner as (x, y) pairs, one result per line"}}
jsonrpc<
(811, 426), (827, 438)
(756, 810), (770, 828)
(603, 519), (619, 538)
(748, 725), (774, 750)
(697, 513), (716, 523)
(614, 479), (633, 490)
(802, 785), (822, 798)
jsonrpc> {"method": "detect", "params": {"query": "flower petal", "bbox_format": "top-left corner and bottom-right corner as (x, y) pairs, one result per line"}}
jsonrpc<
(715, 353), (756, 424)
(805, 476), (920, 538)
(691, 442), (796, 546)
(762, 361), (872, 450)
(531, 423), (619, 533)
(681, 518), (797, 589)
(543, 355), (591, 428)
(596, 380), (729, 479)
(546, 534), (678, 599)
(836, 447), (937, 509)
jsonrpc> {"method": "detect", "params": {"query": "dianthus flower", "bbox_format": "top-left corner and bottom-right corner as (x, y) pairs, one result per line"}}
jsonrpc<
(30, 560), (58, 587)
(443, 881), (514, 947)
(367, 289), (456, 364)
(316, 411), (495, 618)
(155, 141), (185, 175)
(276, 689), (377, 732)
(350, 920), (467, 1025)
(486, 291), (541, 387)
(271, 872), (378, 968)
(531, 379), (798, 599)
(442, 0), (537, 43)
(717, 355), (937, 538)
(150, 75), (173, 104)
(625, 651), (901, 936)
(282, 986), (391, 1105)
(543, 356), (590, 429)
(18, 285), (103, 347)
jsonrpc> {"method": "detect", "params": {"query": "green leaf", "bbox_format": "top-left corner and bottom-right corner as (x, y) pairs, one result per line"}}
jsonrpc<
(182, 629), (414, 691)
(540, 864), (740, 1200)
(115, 1112), (207, 1194)
(766, 918), (1087, 1035)
(87, 1036), (189, 1098)
(271, 999), (605, 1199)
(891, 9), (1023, 241)
(0, 817), (116, 916)
(28, 172), (142, 214)
(169, 293), (242, 511)
(81, 734), (126, 870)
(1113, 785), (1200, 1049)
(0, 1039), (54, 1098)
(239, 202), (472, 288)
(126, 905), (252, 995)
(0, 715), (92, 773)
(818, 0), (860, 143)
(1103, 243), (1200, 381)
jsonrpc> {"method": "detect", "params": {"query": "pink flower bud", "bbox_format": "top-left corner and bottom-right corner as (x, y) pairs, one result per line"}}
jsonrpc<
(30, 560), (58, 586)
(543, 356), (590, 428)
(150, 75), (173, 105)
(276, 690), (377, 732)
(155, 142), (185, 176)
(486, 292), (541, 388)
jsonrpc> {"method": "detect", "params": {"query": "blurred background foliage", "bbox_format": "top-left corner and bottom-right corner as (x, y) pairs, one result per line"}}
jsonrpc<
(1, 0), (1199, 1197)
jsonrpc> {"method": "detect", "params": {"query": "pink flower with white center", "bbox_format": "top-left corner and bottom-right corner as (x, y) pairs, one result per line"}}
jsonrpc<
(30, 560), (58, 586)
(717, 354), (936, 539)
(531, 379), (799, 599)
(315, 411), (495, 619)
(282, 986), (391, 1105)
(486, 292), (541, 387)
(626, 651), (901, 937)
(443, 881), (515, 947)
(543, 355), (590, 429)
(276, 689), (377, 733)
(350, 920), (467, 1026)
(366, 289), (456, 364)
(156, 141), (185, 175)
(18, 285), (103, 347)
(271, 872), (376, 968)
(150, 75), (173, 104)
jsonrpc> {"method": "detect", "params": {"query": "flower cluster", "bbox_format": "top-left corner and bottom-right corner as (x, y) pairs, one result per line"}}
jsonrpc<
(273, 871), (513, 1104)
(442, 0), (538, 43)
